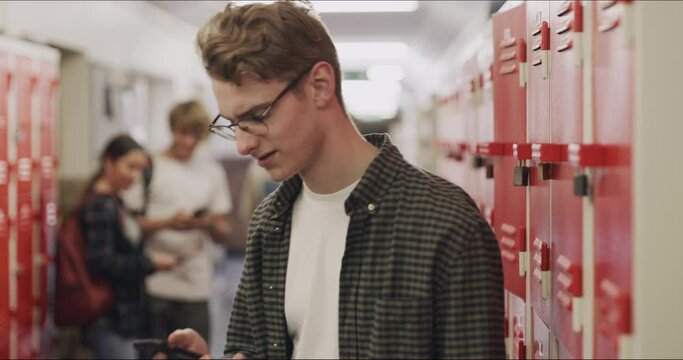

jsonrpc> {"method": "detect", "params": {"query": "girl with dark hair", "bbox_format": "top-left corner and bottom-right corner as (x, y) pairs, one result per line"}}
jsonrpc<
(80, 134), (178, 359)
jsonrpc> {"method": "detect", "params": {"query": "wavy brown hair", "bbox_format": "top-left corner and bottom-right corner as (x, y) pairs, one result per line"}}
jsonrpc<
(196, 0), (345, 109)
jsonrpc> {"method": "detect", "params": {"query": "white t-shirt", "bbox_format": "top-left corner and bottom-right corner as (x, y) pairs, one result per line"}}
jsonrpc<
(122, 153), (232, 301)
(285, 179), (359, 359)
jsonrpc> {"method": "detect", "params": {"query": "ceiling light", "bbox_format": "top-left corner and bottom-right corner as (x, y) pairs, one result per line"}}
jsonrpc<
(367, 65), (405, 82)
(311, 1), (418, 13)
(336, 42), (408, 60)
(342, 80), (401, 120)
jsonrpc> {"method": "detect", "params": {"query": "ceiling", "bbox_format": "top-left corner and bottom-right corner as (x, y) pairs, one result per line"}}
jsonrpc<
(147, 1), (494, 123)
(148, 1), (491, 63)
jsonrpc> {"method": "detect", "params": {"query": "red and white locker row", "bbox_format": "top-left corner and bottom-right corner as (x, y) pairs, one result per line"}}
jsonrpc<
(435, 1), (634, 358)
(0, 36), (60, 359)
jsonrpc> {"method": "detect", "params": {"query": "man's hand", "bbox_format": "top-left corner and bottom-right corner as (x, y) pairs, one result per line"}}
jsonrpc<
(168, 211), (193, 230)
(165, 328), (211, 359)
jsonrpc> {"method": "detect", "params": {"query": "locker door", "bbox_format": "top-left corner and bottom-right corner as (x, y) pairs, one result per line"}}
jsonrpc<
(592, 1), (634, 358)
(462, 58), (482, 202)
(435, 87), (469, 191)
(36, 61), (58, 330)
(510, 293), (528, 359)
(14, 55), (34, 359)
(526, 0), (552, 327)
(477, 69), (495, 227)
(550, 1), (585, 358)
(532, 310), (551, 359)
(0, 49), (9, 360)
(492, 2), (527, 300)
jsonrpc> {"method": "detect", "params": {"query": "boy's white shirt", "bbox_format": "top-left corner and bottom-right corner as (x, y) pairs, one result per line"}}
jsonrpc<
(121, 153), (232, 301)
(285, 179), (359, 359)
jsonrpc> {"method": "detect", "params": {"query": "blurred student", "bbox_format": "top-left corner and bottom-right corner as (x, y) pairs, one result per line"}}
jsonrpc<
(82, 134), (178, 358)
(123, 100), (232, 344)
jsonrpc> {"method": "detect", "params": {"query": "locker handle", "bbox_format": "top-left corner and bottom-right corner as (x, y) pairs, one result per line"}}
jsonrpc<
(556, 20), (573, 35)
(541, 21), (551, 50)
(598, 16), (620, 33)
(557, 40), (574, 52)
(517, 340), (526, 360)
(499, 50), (517, 62)
(557, 0), (573, 16)
(517, 38), (527, 62)
(532, 58), (543, 67)
(532, 239), (550, 271)
(573, 1), (584, 32)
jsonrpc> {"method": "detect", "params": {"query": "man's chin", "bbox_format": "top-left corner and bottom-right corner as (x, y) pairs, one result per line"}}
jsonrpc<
(266, 168), (291, 183)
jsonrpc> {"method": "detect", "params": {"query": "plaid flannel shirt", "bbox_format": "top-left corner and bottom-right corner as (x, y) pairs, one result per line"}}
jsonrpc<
(225, 133), (505, 359)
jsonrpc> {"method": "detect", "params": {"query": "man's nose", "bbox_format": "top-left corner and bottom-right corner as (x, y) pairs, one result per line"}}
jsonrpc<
(236, 130), (259, 156)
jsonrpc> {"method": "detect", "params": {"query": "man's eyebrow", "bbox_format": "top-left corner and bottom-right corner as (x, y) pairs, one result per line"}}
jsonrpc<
(237, 102), (271, 119)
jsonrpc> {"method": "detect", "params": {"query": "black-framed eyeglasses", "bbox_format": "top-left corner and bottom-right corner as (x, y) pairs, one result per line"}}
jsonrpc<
(209, 64), (315, 141)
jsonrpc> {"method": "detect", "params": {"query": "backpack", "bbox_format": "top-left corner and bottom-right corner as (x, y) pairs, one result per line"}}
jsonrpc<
(54, 195), (114, 326)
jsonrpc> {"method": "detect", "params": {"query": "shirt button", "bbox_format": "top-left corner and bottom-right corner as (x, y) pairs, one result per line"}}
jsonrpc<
(268, 284), (273, 290)
(367, 203), (377, 213)
(272, 343), (278, 348)
(274, 226), (280, 232)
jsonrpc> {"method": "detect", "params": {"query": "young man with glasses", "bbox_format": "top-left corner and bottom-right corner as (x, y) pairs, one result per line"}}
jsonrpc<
(164, 1), (505, 359)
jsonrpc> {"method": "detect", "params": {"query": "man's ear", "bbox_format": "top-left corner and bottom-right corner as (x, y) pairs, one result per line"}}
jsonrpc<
(309, 62), (337, 108)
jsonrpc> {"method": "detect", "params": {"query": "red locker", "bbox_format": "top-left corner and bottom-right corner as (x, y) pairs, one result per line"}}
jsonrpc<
(435, 88), (470, 192)
(532, 310), (551, 359)
(492, 2), (527, 300)
(14, 55), (34, 359)
(510, 293), (528, 359)
(526, 0), (552, 327)
(476, 68), (495, 227)
(550, 0), (585, 358)
(0, 50), (9, 360)
(592, 1), (634, 358)
(36, 61), (59, 330)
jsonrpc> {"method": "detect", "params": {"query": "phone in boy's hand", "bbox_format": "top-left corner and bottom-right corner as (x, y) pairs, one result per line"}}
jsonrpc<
(133, 338), (203, 359)
(193, 208), (208, 217)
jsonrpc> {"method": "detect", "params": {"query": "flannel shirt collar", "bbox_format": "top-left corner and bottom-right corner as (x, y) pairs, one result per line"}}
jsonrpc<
(271, 133), (403, 218)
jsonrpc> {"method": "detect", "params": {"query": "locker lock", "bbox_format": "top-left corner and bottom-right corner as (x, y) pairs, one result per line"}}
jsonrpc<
(573, 171), (590, 197)
(513, 162), (530, 187)
(485, 162), (494, 179)
(538, 163), (554, 181)
(472, 154), (485, 169)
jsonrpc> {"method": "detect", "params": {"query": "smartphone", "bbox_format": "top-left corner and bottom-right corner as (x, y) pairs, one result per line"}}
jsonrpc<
(193, 208), (208, 217)
(132, 338), (203, 359)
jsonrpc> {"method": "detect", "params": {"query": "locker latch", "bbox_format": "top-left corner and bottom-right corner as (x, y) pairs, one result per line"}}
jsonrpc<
(557, 254), (584, 332)
(472, 154), (485, 169)
(513, 143), (532, 187)
(533, 238), (551, 299)
(513, 163), (530, 187)
(573, 172), (589, 197)
(485, 162), (494, 179)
